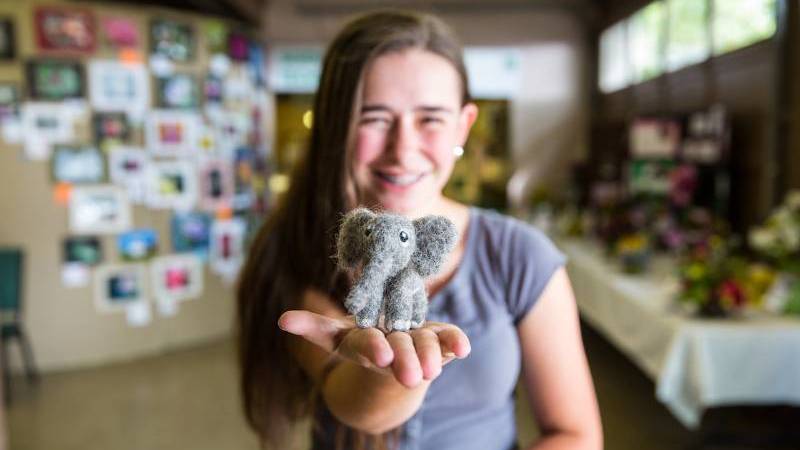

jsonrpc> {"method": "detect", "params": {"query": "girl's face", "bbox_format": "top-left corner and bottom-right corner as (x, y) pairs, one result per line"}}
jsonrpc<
(351, 49), (478, 216)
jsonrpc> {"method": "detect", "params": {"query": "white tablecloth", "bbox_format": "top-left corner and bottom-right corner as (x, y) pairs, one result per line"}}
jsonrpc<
(558, 238), (800, 428)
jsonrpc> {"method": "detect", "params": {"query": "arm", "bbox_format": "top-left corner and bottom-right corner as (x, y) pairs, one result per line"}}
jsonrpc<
(281, 289), (469, 434)
(518, 267), (603, 450)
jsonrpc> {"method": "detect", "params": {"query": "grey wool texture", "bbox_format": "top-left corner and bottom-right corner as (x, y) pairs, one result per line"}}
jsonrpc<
(336, 208), (458, 332)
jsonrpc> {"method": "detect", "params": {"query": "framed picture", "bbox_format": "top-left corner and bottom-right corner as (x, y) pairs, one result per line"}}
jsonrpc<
(94, 263), (147, 313)
(209, 109), (249, 155)
(171, 212), (211, 257)
(145, 110), (199, 157)
(118, 229), (158, 261)
(100, 17), (139, 48)
(150, 19), (194, 62)
(63, 236), (103, 266)
(93, 112), (129, 150)
(51, 145), (105, 184)
(205, 20), (227, 54)
(150, 254), (203, 302)
(156, 73), (199, 109)
(228, 32), (249, 61)
(108, 147), (149, 204)
(204, 75), (223, 103)
(69, 185), (131, 235)
(0, 18), (15, 59)
(26, 59), (84, 101)
(628, 159), (676, 196)
(198, 159), (234, 212)
(21, 102), (77, 160)
(629, 118), (682, 159)
(146, 160), (198, 210)
(0, 83), (19, 118)
(210, 218), (246, 280)
(88, 60), (149, 120)
(35, 6), (95, 53)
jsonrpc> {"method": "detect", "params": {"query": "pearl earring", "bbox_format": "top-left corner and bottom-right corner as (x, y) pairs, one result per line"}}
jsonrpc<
(453, 146), (464, 158)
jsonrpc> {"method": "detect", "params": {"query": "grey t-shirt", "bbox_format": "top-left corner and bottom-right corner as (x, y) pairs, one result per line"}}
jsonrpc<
(312, 207), (567, 450)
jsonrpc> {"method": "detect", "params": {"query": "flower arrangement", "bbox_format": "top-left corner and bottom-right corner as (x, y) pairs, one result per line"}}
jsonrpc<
(748, 190), (800, 315)
(616, 232), (650, 274)
(676, 235), (755, 317)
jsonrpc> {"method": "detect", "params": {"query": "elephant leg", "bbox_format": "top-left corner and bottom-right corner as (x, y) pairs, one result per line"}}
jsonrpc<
(384, 271), (415, 332)
(411, 285), (428, 329)
(346, 258), (391, 328)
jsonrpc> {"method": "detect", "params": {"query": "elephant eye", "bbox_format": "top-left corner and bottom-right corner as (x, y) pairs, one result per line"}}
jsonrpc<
(399, 230), (409, 243)
(364, 226), (373, 237)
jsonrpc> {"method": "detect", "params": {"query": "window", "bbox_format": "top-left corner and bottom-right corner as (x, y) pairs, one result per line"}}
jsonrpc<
(666, 0), (710, 71)
(712, 0), (777, 55)
(599, 21), (630, 93)
(629, 1), (666, 82)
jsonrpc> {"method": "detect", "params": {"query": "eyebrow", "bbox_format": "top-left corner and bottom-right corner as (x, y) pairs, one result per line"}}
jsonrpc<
(361, 104), (454, 114)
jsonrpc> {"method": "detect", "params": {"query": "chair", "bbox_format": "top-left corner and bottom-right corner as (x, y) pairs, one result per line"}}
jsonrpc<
(0, 248), (38, 403)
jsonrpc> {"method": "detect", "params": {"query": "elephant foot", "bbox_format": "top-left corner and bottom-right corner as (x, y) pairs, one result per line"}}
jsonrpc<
(355, 310), (379, 329)
(345, 294), (368, 315)
(410, 320), (424, 329)
(386, 319), (411, 332)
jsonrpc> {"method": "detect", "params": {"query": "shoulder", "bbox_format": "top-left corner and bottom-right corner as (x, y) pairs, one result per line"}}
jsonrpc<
(470, 208), (564, 268)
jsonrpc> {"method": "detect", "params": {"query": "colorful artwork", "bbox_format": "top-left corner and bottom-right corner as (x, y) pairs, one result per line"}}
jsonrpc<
(171, 212), (211, 257)
(101, 17), (139, 48)
(150, 254), (203, 302)
(204, 75), (223, 103)
(51, 145), (105, 184)
(94, 263), (147, 312)
(146, 160), (198, 210)
(88, 60), (149, 120)
(210, 218), (246, 281)
(108, 147), (149, 203)
(0, 84), (19, 118)
(150, 19), (194, 62)
(26, 59), (84, 101)
(35, 7), (95, 53)
(63, 236), (102, 266)
(205, 20), (227, 54)
(69, 185), (131, 235)
(228, 32), (249, 61)
(0, 18), (15, 59)
(21, 102), (77, 160)
(198, 159), (234, 212)
(156, 73), (199, 108)
(118, 229), (158, 261)
(93, 112), (129, 150)
(145, 110), (199, 156)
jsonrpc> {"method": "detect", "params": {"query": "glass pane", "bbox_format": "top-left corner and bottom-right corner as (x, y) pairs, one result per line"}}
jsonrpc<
(599, 20), (629, 93)
(666, 0), (710, 71)
(629, 1), (667, 82)
(712, 0), (776, 55)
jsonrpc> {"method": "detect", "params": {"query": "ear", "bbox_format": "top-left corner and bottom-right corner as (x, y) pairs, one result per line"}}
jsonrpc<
(411, 215), (458, 277)
(336, 208), (376, 270)
(456, 102), (479, 146)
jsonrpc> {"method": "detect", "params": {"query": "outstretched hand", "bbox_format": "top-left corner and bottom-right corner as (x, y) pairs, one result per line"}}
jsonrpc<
(278, 310), (471, 388)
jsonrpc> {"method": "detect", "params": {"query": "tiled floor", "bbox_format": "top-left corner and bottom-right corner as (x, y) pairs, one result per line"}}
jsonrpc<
(4, 324), (704, 450)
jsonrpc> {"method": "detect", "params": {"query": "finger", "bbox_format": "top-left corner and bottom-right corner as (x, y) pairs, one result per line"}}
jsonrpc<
(411, 329), (442, 380)
(386, 332), (423, 388)
(278, 310), (349, 353)
(436, 327), (471, 359)
(338, 328), (394, 370)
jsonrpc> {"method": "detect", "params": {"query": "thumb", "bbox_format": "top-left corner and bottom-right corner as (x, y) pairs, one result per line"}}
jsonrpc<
(278, 310), (347, 353)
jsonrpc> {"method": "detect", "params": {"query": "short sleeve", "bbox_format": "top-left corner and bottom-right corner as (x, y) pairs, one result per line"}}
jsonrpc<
(502, 219), (567, 325)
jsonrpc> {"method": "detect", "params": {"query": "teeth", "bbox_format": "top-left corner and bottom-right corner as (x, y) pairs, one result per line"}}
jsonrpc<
(377, 172), (423, 186)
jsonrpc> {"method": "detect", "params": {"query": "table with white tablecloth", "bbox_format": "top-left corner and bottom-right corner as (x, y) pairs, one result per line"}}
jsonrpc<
(558, 238), (800, 428)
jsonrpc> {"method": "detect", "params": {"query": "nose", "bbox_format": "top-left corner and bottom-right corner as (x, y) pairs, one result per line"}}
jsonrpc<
(386, 114), (419, 162)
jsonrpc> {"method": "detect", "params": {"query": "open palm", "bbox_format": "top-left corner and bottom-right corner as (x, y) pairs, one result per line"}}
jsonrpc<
(278, 310), (471, 388)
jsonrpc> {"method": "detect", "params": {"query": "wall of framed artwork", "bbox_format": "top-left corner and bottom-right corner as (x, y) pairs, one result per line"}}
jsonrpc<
(0, 0), (270, 373)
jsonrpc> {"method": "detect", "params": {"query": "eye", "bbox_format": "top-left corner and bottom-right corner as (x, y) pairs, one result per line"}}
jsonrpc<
(399, 230), (409, 243)
(364, 225), (373, 237)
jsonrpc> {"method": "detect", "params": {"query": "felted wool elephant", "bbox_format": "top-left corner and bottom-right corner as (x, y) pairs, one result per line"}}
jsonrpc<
(336, 208), (458, 332)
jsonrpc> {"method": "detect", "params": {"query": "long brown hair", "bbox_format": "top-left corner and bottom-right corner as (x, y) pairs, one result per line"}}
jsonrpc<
(237, 10), (470, 449)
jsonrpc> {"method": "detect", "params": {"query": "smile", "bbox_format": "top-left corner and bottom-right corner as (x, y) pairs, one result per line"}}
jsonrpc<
(373, 171), (427, 187)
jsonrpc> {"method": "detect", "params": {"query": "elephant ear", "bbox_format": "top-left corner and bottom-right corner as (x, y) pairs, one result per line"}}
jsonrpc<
(411, 215), (458, 277)
(336, 207), (377, 270)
